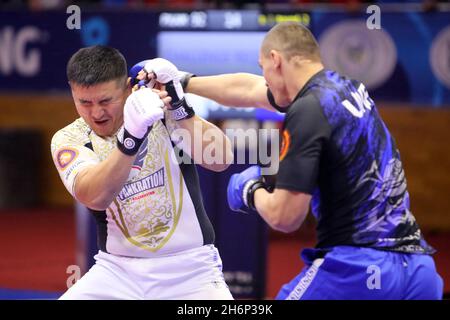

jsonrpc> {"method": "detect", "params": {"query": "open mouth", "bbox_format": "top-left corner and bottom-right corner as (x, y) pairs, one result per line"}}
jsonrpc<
(94, 119), (109, 126)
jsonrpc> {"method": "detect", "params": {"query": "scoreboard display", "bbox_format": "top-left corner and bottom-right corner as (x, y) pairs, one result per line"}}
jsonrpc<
(156, 9), (305, 121)
(158, 10), (311, 31)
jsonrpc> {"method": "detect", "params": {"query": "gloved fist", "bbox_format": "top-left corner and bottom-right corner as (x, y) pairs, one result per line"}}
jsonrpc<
(129, 59), (195, 92)
(129, 60), (155, 89)
(144, 58), (184, 100)
(117, 88), (164, 156)
(227, 165), (268, 213)
(124, 88), (164, 138)
(144, 58), (195, 121)
(144, 58), (180, 84)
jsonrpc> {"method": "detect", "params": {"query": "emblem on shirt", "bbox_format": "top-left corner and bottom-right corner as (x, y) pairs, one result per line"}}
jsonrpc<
(110, 148), (183, 252)
(56, 148), (78, 170)
(280, 129), (291, 161)
(354, 157), (417, 246)
(119, 168), (165, 201)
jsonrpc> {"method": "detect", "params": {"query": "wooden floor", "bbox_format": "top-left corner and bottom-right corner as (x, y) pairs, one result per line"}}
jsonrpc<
(0, 208), (448, 299)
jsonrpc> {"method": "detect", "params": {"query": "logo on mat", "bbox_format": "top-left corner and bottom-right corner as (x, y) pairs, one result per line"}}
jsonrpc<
(56, 148), (78, 170)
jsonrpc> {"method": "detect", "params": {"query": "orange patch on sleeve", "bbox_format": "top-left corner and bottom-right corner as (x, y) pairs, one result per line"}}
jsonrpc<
(279, 129), (291, 161)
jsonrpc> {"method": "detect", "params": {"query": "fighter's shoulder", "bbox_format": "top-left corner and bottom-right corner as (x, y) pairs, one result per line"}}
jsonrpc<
(284, 92), (332, 138)
(287, 91), (324, 119)
(51, 118), (92, 150)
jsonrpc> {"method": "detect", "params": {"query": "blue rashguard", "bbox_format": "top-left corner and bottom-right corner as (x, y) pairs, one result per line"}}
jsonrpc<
(272, 70), (443, 300)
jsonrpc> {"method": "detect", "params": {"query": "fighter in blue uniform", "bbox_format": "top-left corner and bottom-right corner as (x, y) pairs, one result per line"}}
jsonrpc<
(141, 23), (443, 300)
(180, 22), (444, 299)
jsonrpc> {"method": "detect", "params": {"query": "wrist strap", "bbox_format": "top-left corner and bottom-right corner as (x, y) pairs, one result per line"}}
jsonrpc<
(165, 81), (195, 121)
(167, 98), (196, 121)
(243, 179), (267, 211)
(117, 127), (147, 156)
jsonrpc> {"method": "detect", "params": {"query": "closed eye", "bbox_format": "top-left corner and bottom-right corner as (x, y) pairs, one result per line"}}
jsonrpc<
(99, 98), (112, 105)
(79, 99), (92, 106)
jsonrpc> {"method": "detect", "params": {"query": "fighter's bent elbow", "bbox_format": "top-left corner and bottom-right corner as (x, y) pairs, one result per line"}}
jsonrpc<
(210, 163), (230, 172)
(267, 207), (308, 233)
(204, 141), (234, 172)
(269, 217), (302, 233)
(76, 195), (112, 211)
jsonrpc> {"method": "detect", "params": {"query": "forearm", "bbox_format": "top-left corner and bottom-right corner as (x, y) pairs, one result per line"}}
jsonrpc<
(253, 189), (282, 230)
(173, 115), (233, 172)
(254, 188), (310, 233)
(74, 149), (136, 210)
(187, 73), (272, 109)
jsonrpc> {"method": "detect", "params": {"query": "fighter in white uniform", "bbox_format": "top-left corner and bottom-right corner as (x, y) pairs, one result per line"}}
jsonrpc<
(51, 46), (234, 299)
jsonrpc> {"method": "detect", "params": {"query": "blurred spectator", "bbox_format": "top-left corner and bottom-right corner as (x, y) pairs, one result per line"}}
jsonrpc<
(28, 0), (65, 10)
(102, 0), (127, 6)
(1, 0), (27, 9)
(422, 0), (439, 12)
(143, 0), (198, 9)
(0, 0), (446, 14)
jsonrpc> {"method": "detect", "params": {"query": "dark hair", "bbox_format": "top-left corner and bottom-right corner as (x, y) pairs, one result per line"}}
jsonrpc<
(261, 22), (321, 62)
(67, 45), (127, 86)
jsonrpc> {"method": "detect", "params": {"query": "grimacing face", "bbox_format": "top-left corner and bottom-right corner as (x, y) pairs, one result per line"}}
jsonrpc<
(71, 79), (129, 137)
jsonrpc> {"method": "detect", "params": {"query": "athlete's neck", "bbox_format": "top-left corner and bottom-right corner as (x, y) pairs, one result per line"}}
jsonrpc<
(286, 62), (324, 102)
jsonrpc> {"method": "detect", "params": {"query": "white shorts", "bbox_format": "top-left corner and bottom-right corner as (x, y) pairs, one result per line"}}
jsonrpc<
(59, 245), (233, 300)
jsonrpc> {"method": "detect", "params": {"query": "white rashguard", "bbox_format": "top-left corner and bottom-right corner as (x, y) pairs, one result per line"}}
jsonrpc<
(51, 117), (232, 300)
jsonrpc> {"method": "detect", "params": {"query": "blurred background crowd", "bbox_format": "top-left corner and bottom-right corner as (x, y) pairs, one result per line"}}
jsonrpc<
(1, 0), (449, 10)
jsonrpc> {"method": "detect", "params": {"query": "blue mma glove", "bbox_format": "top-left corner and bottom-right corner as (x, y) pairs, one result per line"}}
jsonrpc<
(129, 60), (154, 89)
(227, 165), (269, 213)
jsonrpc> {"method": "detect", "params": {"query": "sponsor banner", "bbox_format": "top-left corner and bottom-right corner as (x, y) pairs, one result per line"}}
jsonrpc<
(0, 9), (158, 91)
(1, 9), (449, 106)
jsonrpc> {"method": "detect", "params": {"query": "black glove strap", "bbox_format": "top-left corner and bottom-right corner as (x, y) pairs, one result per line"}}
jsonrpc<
(168, 98), (196, 121)
(246, 179), (268, 211)
(180, 72), (196, 91)
(165, 81), (195, 121)
(262, 174), (277, 192)
(117, 127), (147, 156)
